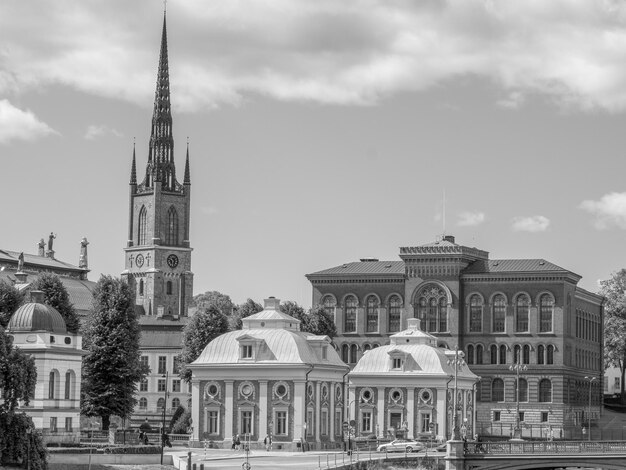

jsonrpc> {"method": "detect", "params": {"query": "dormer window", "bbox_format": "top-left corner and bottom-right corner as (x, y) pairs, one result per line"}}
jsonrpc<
(241, 345), (253, 359)
(322, 346), (328, 360)
(392, 358), (402, 370)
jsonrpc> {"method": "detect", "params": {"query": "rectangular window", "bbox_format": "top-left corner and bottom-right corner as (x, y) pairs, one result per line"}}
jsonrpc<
(158, 356), (167, 374)
(322, 347), (327, 360)
(158, 379), (166, 392)
(321, 409), (329, 436)
(207, 411), (219, 434)
(335, 410), (342, 436)
(172, 379), (181, 392)
(493, 411), (501, 422)
(541, 412), (549, 423)
(519, 412), (525, 422)
(140, 355), (149, 369)
(307, 409), (314, 436)
(242, 345), (253, 359)
(421, 413), (431, 433)
(615, 377), (621, 391)
(276, 411), (287, 435)
(50, 417), (57, 433)
(241, 410), (253, 435)
(361, 411), (372, 433)
(173, 357), (180, 374)
(65, 417), (72, 432)
(140, 378), (148, 392)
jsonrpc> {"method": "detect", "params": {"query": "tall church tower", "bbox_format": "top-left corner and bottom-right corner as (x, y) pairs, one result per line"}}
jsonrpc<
(123, 12), (193, 318)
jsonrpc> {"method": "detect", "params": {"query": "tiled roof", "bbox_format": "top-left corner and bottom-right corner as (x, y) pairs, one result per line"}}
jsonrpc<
(462, 259), (571, 274)
(0, 250), (86, 273)
(307, 261), (405, 277)
(140, 330), (183, 348)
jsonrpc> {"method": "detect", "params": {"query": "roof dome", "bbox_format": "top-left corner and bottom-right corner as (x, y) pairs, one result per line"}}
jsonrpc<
(8, 292), (67, 334)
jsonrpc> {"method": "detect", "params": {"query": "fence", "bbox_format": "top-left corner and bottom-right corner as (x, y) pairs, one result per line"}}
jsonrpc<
(466, 440), (626, 455)
(476, 423), (626, 441)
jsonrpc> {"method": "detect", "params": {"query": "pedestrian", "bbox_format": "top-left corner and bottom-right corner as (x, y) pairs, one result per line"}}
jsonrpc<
(235, 434), (241, 451)
(264, 434), (272, 451)
(231, 435), (237, 451)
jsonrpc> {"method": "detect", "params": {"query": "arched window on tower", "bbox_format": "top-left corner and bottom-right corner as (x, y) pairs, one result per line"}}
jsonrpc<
(547, 345), (554, 365)
(388, 295), (402, 332)
(350, 344), (358, 364)
(469, 294), (483, 332)
(166, 206), (178, 245)
(515, 294), (530, 332)
(321, 295), (336, 318)
(490, 345), (498, 364)
(537, 345), (545, 365)
(166, 281), (172, 295)
(139, 279), (144, 296)
(499, 345), (507, 365)
(341, 344), (349, 363)
(523, 345), (530, 364)
(416, 285), (448, 333)
(138, 206), (147, 245)
(492, 294), (506, 333)
(366, 295), (379, 333)
(476, 344), (484, 365)
(49, 371), (56, 399)
(344, 295), (357, 333)
(539, 294), (554, 333)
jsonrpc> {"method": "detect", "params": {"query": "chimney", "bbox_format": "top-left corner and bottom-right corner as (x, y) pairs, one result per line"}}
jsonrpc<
(264, 297), (281, 310)
(30, 290), (45, 304)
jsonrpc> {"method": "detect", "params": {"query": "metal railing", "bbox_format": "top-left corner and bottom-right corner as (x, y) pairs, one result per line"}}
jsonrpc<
(465, 440), (626, 455)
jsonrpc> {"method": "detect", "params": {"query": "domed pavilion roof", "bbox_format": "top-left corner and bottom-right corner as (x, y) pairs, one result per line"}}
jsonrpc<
(8, 291), (67, 334)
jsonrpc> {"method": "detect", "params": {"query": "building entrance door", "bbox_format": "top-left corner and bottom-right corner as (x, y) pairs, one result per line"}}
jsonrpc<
(390, 412), (402, 437)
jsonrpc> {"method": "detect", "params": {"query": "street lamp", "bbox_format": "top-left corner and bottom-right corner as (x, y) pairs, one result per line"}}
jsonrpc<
(509, 359), (527, 441)
(584, 376), (597, 442)
(447, 347), (465, 440)
(160, 371), (169, 465)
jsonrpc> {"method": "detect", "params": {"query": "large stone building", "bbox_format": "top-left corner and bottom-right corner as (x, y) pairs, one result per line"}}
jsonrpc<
(121, 12), (193, 426)
(307, 235), (604, 438)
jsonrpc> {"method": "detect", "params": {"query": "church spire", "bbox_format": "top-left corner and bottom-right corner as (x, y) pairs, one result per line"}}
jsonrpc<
(146, 9), (175, 187)
(130, 139), (137, 185)
(184, 138), (190, 184)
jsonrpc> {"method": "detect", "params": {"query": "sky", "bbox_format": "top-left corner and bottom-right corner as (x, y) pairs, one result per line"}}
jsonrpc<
(2, 0), (626, 306)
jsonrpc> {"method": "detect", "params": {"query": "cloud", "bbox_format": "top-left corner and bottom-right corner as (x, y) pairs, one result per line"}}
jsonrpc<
(0, 99), (57, 144)
(5, 1), (626, 111)
(457, 211), (485, 226)
(511, 215), (550, 232)
(580, 192), (626, 229)
(84, 125), (123, 140)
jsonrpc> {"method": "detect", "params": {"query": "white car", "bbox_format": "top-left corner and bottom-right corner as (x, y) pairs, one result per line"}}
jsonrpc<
(377, 439), (424, 453)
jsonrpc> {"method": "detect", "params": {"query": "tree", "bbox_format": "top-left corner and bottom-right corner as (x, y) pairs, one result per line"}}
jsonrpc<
(0, 327), (47, 469)
(279, 301), (337, 338)
(171, 408), (192, 434)
(169, 404), (185, 430)
(31, 273), (80, 334)
(231, 298), (263, 330)
(601, 269), (626, 400)
(0, 280), (24, 328)
(178, 305), (229, 382)
(191, 291), (235, 316)
(81, 275), (148, 430)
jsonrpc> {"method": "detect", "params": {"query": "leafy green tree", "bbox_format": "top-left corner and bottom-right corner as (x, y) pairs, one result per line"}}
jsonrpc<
(0, 280), (24, 328)
(231, 298), (263, 330)
(601, 269), (626, 399)
(0, 327), (47, 469)
(169, 404), (185, 430)
(31, 273), (80, 334)
(81, 275), (147, 430)
(191, 291), (234, 316)
(171, 408), (192, 434)
(279, 301), (337, 338)
(178, 305), (229, 382)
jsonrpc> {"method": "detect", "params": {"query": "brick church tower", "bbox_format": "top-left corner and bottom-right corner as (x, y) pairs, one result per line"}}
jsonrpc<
(122, 12), (193, 318)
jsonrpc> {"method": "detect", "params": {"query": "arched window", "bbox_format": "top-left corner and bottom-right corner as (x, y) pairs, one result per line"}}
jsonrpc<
(139, 279), (144, 296)
(476, 345), (484, 365)
(416, 285), (447, 333)
(492, 378), (504, 402)
(539, 379), (552, 402)
(539, 294), (554, 333)
(366, 295), (379, 333)
(166, 206), (178, 245)
(469, 295), (483, 332)
(467, 345), (474, 365)
(344, 295), (357, 333)
(537, 345), (545, 365)
(341, 344), (349, 363)
(499, 345), (507, 365)
(515, 294), (530, 332)
(363, 344), (371, 352)
(49, 371), (56, 399)
(138, 206), (147, 245)
(350, 344), (358, 364)
(157, 397), (165, 410)
(547, 345), (554, 365)
(166, 281), (172, 295)
(490, 345), (498, 364)
(172, 398), (180, 409)
(64, 371), (72, 400)
(492, 294), (506, 333)
(388, 295), (402, 332)
(517, 378), (528, 402)
(321, 295), (336, 317)
(523, 345), (530, 365)
(139, 397), (148, 409)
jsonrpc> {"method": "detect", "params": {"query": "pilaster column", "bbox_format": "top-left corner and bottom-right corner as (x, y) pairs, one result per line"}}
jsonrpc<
(293, 380), (306, 443)
(378, 307), (388, 336)
(329, 382), (335, 441)
(437, 388), (447, 440)
(191, 379), (201, 442)
(406, 387), (415, 439)
(315, 382), (321, 442)
(377, 387), (385, 438)
(258, 381), (268, 443)
(356, 307), (365, 335)
(224, 380), (234, 442)
(336, 307), (344, 335)
(348, 387), (356, 424)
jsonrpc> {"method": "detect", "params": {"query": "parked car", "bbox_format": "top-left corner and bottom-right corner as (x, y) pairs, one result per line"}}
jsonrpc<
(354, 433), (378, 450)
(377, 439), (424, 453)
